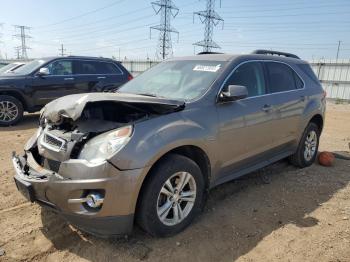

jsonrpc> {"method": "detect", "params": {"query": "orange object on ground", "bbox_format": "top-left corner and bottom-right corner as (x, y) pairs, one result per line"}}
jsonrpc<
(318, 151), (335, 166)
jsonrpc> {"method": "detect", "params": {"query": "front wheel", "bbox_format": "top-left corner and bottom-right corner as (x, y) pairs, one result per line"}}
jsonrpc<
(136, 154), (205, 237)
(289, 122), (320, 168)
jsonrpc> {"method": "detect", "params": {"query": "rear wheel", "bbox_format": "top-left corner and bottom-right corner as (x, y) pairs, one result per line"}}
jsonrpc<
(0, 95), (23, 126)
(289, 122), (320, 168)
(137, 154), (205, 237)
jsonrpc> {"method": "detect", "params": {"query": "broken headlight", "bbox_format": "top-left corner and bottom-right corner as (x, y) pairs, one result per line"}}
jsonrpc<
(78, 125), (133, 164)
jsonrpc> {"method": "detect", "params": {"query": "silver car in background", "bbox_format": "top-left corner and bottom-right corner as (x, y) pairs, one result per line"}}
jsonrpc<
(12, 50), (325, 237)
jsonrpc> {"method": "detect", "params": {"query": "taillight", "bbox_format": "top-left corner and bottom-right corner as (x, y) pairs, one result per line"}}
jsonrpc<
(127, 74), (133, 81)
(323, 90), (327, 98)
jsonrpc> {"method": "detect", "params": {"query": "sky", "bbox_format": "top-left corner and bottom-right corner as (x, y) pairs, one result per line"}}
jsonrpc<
(0, 0), (350, 61)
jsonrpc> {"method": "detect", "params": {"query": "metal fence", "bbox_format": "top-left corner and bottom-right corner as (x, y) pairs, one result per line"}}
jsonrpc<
(310, 59), (350, 100)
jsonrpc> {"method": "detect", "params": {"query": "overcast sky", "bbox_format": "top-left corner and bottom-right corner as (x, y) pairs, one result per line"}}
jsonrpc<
(0, 0), (350, 60)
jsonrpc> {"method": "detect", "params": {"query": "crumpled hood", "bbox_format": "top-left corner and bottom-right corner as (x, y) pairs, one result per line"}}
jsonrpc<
(41, 92), (185, 123)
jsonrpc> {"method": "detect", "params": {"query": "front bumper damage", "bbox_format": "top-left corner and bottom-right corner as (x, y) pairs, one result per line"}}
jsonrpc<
(12, 150), (144, 236)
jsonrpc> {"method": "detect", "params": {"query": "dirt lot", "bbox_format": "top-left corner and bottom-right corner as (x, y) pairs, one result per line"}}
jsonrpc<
(0, 102), (350, 262)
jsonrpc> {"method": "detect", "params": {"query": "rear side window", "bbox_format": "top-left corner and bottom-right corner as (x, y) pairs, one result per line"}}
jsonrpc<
(225, 62), (266, 97)
(266, 62), (302, 93)
(74, 60), (123, 75)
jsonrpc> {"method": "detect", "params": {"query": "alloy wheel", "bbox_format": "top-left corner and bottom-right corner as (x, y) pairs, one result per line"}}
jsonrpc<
(304, 130), (317, 161)
(157, 172), (197, 226)
(0, 101), (19, 122)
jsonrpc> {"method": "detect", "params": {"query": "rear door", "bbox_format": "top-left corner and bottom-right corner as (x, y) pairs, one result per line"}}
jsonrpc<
(94, 61), (127, 91)
(73, 60), (126, 92)
(216, 61), (277, 180)
(264, 61), (306, 151)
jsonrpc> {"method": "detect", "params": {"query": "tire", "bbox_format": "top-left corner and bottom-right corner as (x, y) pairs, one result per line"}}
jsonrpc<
(289, 122), (320, 168)
(0, 95), (24, 126)
(136, 154), (205, 237)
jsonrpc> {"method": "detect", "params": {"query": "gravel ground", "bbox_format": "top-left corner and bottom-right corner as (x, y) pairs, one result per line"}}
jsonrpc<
(0, 102), (349, 262)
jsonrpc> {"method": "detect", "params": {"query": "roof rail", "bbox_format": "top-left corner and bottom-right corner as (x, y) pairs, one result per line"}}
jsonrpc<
(251, 50), (300, 59)
(197, 51), (224, 55)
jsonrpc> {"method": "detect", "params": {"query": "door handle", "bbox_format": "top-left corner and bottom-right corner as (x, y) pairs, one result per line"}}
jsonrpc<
(97, 76), (106, 79)
(262, 104), (273, 112)
(64, 77), (74, 81)
(300, 95), (306, 102)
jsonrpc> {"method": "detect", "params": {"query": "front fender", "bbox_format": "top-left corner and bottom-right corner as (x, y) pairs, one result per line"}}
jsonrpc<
(110, 108), (218, 170)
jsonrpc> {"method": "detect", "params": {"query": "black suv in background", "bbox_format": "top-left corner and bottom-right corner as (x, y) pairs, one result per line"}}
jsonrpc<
(0, 56), (132, 126)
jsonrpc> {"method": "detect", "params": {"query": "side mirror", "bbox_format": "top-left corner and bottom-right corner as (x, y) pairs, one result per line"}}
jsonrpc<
(37, 67), (49, 76)
(219, 85), (248, 102)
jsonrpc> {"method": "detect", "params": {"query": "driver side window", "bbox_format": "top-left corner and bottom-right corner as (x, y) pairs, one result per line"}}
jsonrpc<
(46, 60), (73, 76)
(226, 62), (266, 97)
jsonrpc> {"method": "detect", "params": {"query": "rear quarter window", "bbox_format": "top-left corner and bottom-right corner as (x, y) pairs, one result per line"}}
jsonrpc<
(298, 64), (320, 84)
(266, 62), (301, 93)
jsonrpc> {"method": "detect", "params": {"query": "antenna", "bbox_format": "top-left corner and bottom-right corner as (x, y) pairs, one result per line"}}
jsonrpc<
(150, 0), (179, 60)
(13, 25), (32, 59)
(193, 0), (224, 52)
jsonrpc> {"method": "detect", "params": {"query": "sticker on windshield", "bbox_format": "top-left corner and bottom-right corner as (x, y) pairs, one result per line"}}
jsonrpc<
(193, 64), (221, 72)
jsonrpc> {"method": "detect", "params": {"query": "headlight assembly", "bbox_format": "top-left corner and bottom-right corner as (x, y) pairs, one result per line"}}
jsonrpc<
(78, 125), (133, 164)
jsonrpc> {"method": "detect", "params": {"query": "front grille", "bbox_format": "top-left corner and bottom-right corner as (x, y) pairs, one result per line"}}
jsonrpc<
(42, 132), (67, 152)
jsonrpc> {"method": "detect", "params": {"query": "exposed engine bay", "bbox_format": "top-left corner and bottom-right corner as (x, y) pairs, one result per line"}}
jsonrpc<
(29, 93), (185, 173)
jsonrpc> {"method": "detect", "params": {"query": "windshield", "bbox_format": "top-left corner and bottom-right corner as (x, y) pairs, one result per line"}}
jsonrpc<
(118, 60), (226, 101)
(0, 64), (16, 74)
(13, 59), (47, 75)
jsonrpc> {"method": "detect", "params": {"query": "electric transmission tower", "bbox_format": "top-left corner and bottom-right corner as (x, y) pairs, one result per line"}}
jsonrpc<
(193, 0), (224, 52)
(150, 0), (179, 60)
(13, 25), (32, 59)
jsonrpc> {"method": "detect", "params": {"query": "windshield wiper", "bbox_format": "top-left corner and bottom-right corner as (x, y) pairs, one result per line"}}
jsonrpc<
(137, 93), (159, 98)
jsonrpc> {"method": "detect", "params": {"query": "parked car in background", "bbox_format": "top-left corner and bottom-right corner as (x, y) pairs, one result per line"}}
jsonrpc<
(0, 56), (132, 126)
(12, 50), (325, 237)
(0, 62), (26, 75)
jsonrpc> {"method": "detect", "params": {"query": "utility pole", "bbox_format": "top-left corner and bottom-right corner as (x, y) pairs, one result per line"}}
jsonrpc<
(14, 47), (21, 60)
(150, 0), (179, 60)
(59, 44), (66, 56)
(336, 40), (341, 62)
(0, 23), (3, 59)
(193, 0), (224, 53)
(13, 25), (31, 59)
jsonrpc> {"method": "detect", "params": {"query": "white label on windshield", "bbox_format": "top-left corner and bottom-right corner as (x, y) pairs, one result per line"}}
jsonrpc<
(193, 64), (221, 72)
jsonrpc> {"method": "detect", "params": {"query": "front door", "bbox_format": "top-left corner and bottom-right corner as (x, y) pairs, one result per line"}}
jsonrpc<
(31, 59), (76, 105)
(216, 61), (276, 181)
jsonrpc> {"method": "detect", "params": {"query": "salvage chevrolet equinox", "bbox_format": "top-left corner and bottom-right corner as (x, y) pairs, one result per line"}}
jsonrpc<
(12, 50), (326, 237)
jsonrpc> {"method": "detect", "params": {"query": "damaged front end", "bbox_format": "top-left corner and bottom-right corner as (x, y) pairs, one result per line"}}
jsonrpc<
(12, 92), (185, 236)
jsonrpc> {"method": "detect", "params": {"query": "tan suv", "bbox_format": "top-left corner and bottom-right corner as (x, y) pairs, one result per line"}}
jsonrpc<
(12, 50), (326, 237)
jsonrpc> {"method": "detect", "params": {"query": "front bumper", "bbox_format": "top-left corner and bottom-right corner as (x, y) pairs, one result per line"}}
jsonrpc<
(12, 151), (146, 236)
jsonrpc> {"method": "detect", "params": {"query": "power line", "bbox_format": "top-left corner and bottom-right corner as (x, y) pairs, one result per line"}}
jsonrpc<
(193, 0), (224, 52)
(33, 6), (152, 35)
(13, 25), (32, 59)
(150, 0), (179, 59)
(35, 0), (126, 28)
